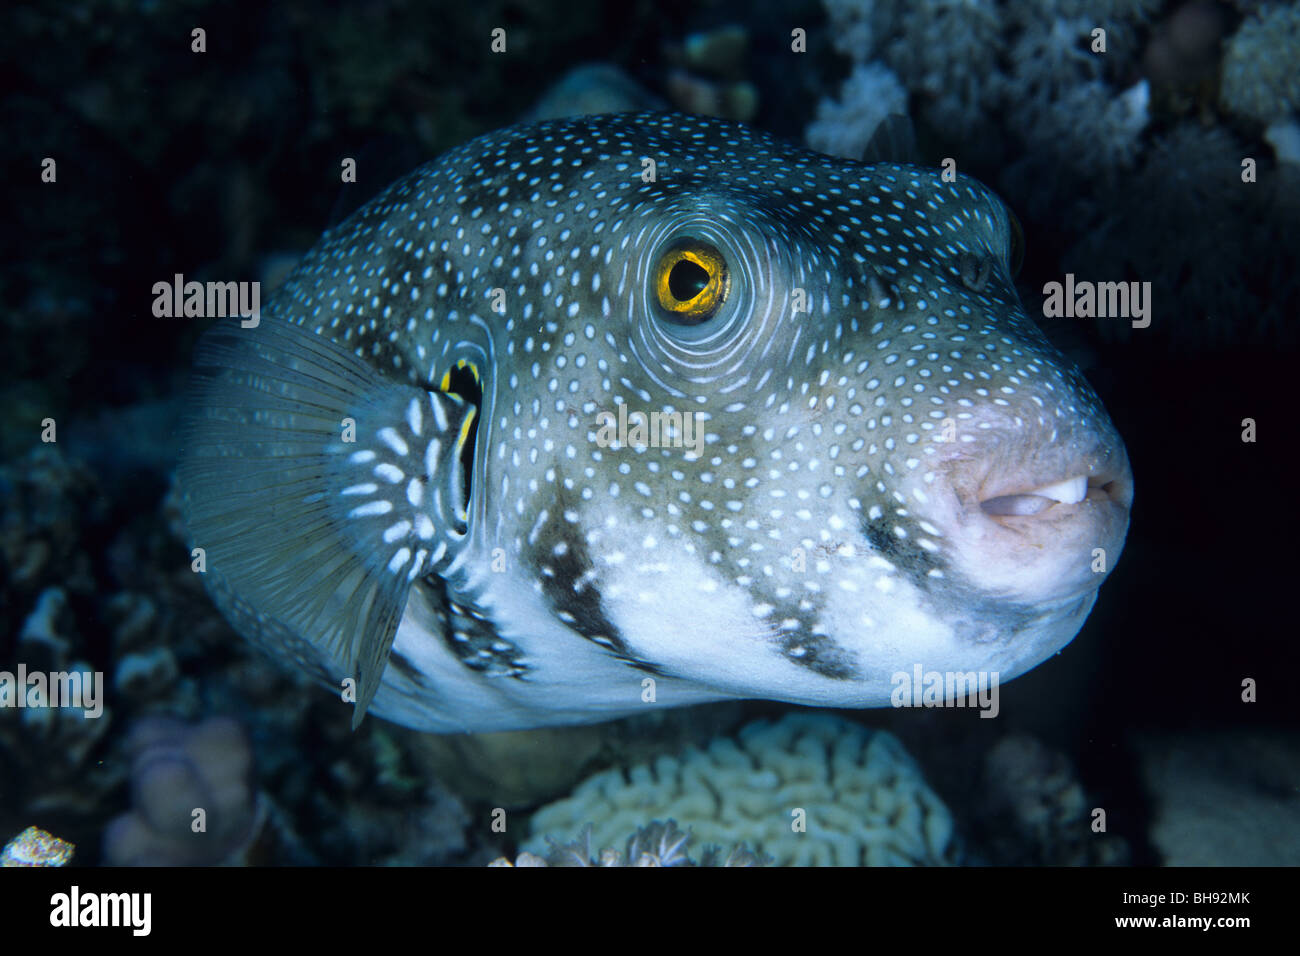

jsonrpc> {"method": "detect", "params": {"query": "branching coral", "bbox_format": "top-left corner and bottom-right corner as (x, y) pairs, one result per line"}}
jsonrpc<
(0, 586), (117, 826)
(884, 0), (1002, 137)
(806, 63), (909, 159)
(1064, 122), (1300, 349)
(1007, 0), (1165, 21)
(0, 446), (101, 612)
(996, 13), (1150, 180)
(1220, 3), (1300, 123)
(808, 1), (912, 156)
(810, 0), (1153, 172)
(1006, 15), (1107, 101)
(1016, 78), (1151, 177)
(823, 0), (899, 61)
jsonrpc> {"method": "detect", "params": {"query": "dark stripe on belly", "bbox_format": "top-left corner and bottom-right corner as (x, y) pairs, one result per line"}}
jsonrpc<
(535, 518), (665, 677)
(424, 577), (530, 678)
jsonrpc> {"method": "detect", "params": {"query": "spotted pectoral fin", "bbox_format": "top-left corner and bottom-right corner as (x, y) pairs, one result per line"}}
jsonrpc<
(177, 318), (476, 727)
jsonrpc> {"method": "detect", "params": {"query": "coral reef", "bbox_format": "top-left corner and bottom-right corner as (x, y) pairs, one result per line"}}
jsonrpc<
(1134, 730), (1300, 866)
(808, 0), (1157, 204)
(996, 12), (1150, 182)
(493, 820), (767, 867)
(0, 584), (117, 836)
(0, 436), (482, 864)
(0, 446), (102, 618)
(96, 700), (479, 866)
(1012, 77), (1150, 178)
(805, 63), (908, 159)
(103, 716), (264, 866)
(809, 0), (913, 158)
(976, 735), (1129, 866)
(317, 722), (474, 866)
(782, 0), (1293, 353)
(1, 826), (75, 867)
(884, 0), (1001, 138)
(524, 713), (958, 866)
(823, 0), (898, 61)
(1220, 3), (1300, 123)
(1063, 122), (1300, 349)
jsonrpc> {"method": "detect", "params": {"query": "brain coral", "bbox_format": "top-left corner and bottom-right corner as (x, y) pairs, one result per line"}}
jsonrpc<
(525, 713), (957, 866)
(493, 820), (767, 867)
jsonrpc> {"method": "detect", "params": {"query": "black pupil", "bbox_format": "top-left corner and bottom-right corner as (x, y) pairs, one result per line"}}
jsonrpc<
(668, 260), (710, 302)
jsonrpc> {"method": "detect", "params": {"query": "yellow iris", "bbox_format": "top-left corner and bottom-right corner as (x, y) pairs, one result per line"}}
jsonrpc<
(654, 241), (729, 323)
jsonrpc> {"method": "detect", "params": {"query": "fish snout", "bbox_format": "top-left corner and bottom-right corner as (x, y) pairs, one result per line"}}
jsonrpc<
(920, 420), (1134, 604)
(975, 446), (1133, 520)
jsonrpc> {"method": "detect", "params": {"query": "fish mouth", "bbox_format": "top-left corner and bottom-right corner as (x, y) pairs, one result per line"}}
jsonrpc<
(921, 436), (1134, 605)
(978, 468), (1133, 520)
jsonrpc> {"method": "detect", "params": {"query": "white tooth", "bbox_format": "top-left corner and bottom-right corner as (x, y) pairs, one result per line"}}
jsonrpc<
(1028, 475), (1087, 504)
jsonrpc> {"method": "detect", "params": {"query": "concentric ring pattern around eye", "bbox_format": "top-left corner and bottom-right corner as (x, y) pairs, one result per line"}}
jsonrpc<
(627, 203), (807, 394)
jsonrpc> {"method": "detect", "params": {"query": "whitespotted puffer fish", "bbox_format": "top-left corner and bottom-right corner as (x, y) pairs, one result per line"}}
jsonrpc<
(177, 112), (1133, 733)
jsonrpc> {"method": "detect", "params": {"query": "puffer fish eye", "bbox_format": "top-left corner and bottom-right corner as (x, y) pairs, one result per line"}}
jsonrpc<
(654, 239), (729, 324)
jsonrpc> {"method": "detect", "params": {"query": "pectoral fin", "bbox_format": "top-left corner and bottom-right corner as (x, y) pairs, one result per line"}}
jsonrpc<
(177, 318), (476, 726)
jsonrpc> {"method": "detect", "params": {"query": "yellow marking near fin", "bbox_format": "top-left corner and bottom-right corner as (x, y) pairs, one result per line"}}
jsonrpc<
(437, 359), (481, 522)
(456, 405), (477, 451)
(455, 406), (477, 520)
(439, 358), (481, 396)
